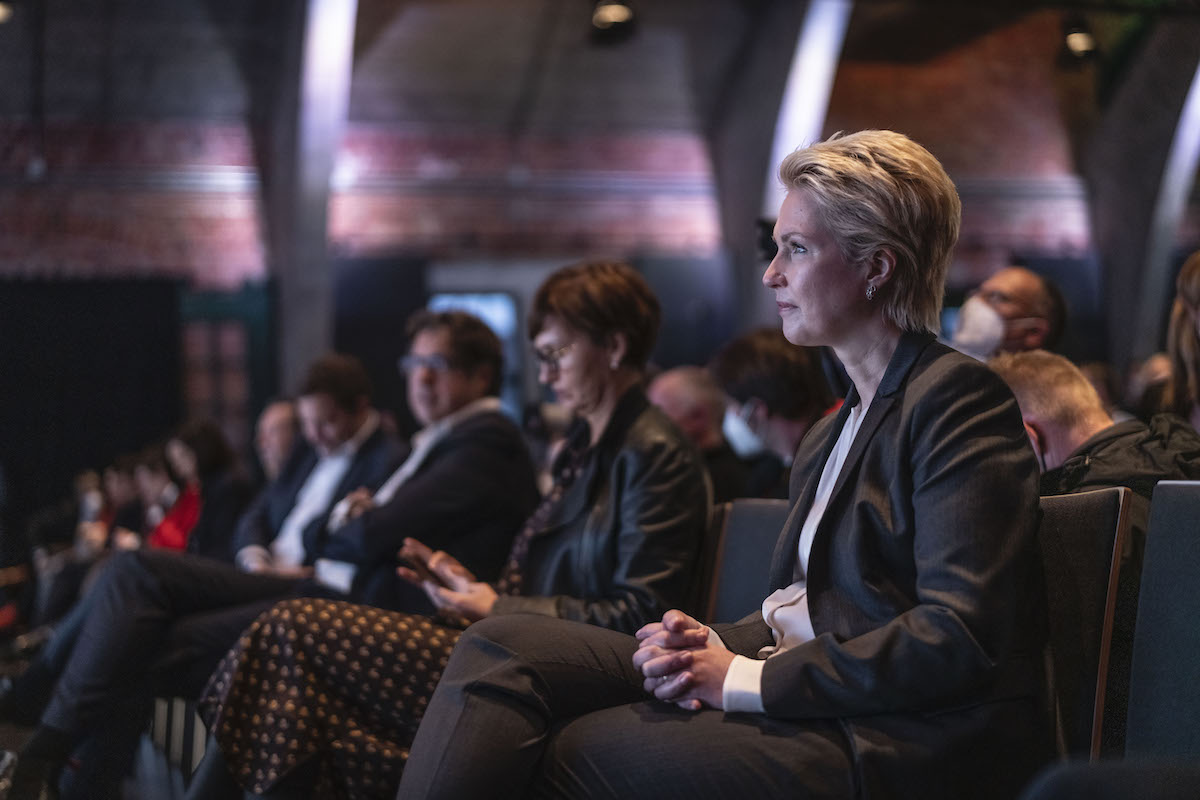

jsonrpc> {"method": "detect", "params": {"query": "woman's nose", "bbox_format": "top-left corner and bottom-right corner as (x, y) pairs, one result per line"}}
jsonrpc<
(763, 256), (784, 288)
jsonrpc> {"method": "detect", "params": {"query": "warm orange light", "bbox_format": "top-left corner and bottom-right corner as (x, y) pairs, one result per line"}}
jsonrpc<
(592, 2), (632, 29)
(0, 3), (13, 24)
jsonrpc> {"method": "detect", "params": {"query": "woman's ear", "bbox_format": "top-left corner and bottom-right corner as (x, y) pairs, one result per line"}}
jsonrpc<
(607, 333), (628, 371)
(866, 247), (897, 288)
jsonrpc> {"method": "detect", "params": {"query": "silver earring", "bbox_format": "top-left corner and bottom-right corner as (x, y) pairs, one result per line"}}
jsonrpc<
(610, 358), (620, 370)
(865, 284), (877, 301)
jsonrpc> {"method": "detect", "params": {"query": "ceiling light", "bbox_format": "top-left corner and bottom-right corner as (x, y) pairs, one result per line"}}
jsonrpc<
(1063, 15), (1098, 60)
(592, 1), (632, 29)
(0, 3), (14, 25)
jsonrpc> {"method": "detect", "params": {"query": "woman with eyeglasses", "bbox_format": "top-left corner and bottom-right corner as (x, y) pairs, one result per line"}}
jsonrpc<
(185, 260), (711, 800)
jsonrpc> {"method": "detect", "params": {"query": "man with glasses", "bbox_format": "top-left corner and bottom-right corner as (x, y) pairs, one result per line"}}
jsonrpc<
(8, 317), (540, 799)
(304, 309), (540, 612)
(951, 265), (1067, 360)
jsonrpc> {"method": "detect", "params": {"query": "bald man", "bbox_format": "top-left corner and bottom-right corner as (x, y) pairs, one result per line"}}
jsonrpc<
(648, 367), (749, 503)
(953, 266), (1067, 359)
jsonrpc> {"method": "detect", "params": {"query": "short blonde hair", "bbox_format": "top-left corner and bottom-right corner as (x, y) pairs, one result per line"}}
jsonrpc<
(778, 130), (961, 334)
(989, 350), (1107, 432)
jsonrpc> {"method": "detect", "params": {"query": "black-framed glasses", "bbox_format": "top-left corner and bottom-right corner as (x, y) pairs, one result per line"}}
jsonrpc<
(532, 342), (575, 372)
(398, 353), (454, 375)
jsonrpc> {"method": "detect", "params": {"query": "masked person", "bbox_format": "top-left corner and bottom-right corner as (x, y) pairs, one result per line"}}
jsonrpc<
(950, 265), (1067, 360)
(708, 328), (837, 498)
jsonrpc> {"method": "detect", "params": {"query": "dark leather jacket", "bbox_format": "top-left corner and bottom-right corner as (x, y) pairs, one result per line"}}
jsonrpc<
(492, 387), (710, 634)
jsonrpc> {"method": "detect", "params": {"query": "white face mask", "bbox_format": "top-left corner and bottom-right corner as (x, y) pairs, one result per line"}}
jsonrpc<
(723, 404), (767, 458)
(950, 295), (1006, 361)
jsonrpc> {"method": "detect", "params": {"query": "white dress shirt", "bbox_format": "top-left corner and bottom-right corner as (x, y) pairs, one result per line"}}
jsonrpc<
(722, 399), (870, 713)
(313, 397), (502, 593)
(236, 411), (380, 574)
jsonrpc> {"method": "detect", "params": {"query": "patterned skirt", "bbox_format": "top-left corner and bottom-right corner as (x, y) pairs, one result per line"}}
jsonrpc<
(199, 597), (464, 800)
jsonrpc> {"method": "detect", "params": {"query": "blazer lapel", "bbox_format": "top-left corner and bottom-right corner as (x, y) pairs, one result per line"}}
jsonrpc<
(805, 331), (935, 573)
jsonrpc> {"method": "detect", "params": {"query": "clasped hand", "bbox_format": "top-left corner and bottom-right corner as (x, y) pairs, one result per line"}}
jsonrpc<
(396, 537), (497, 622)
(632, 609), (734, 711)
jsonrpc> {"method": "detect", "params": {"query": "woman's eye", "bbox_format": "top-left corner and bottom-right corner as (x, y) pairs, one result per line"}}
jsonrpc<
(789, 243), (806, 255)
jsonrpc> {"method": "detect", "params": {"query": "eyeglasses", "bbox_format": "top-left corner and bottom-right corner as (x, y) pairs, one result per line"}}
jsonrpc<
(532, 342), (575, 372)
(398, 353), (455, 375)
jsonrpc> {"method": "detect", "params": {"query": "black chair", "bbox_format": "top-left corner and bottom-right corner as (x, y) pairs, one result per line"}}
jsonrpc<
(700, 498), (791, 624)
(1124, 480), (1200, 761)
(1020, 760), (1200, 800)
(1039, 487), (1133, 760)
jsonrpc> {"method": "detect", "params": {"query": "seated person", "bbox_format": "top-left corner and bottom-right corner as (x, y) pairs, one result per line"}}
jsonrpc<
(184, 260), (711, 800)
(396, 130), (1052, 800)
(648, 366), (750, 502)
(990, 348), (1200, 750)
(252, 399), (300, 485)
(6, 352), (410, 797)
(950, 264), (1068, 360)
(708, 327), (836, 498)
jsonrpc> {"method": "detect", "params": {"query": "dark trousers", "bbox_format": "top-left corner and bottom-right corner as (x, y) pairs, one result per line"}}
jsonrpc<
(42, 548), (301, 735)
(397, 614), (854, 800)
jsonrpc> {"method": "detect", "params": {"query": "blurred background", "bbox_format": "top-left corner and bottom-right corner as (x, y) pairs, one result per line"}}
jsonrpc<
(1, 0), (1198, 542)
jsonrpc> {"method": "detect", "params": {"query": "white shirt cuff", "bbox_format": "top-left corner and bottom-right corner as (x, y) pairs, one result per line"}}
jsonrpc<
(235, 545), (272, 573)
(722, 654), (766, 713)
(327, 496), (353, 532)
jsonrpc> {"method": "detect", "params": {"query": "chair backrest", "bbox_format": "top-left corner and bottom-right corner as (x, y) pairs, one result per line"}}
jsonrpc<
(1125, 480), (1200, 760)
(1039, 486), (1133, 760)
(702, 498), (791, 624)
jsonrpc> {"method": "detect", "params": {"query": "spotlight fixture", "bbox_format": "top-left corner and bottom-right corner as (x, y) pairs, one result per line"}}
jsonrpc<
(0, 2), (13, 25)
(591, 0), (635, 44)
(1062, 14), (1098, 61)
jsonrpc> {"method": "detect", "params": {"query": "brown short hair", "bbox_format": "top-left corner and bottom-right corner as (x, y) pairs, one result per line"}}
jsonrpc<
(1166, 250), (1200, 416)
(709, 328), (833, 422)
(778, 130), (961, 334)
(298, 354), (372, 413)
(528, 260), (661, 369)
(407, 309), (504, 395)
(988, 350), (1106, 431)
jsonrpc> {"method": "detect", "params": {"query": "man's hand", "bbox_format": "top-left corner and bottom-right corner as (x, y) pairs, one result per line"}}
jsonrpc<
(633, 609), (733, 711)
(262, 564), (315, 579)
(343, 488), (376, 521)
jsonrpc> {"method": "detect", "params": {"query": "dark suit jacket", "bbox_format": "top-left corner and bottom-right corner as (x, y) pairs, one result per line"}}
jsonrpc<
(715, 332), (1051, 800)
(301, 409), (540, 609)
(185, 469), (254, 563)
(232, 423), (407, 560)
(493, 388), (710, 635)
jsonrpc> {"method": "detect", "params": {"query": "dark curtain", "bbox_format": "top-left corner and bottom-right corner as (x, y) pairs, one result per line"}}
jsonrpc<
(0, 278), (182, 565)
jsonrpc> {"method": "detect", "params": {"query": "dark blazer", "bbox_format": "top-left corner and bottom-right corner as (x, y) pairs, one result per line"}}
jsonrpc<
(493, 388), (710, 635)
(232, 423), (407, 558)
(302, 409), (541, 608)
(715, 332), (1051, 800)
(185, 469), (254, 563)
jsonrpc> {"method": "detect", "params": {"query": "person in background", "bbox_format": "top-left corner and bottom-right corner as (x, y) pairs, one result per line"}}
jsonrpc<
(253, 400), (299, 485)
(5, 354), (405, 800)
(648, 366), (749, 503)
(989, 348), (1200, 750)
(1163, 250), (1200, 431)
(950, 265), (1067, 360)
(164, 418), (255, 562)
(185, 260), (709, 800)
(398, 130), (1049, 800)
(708, 327), (836, 498)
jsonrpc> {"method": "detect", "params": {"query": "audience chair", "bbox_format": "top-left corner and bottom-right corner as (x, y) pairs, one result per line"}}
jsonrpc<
(1038, 487), (1133, 760)
(1124, 481), (1200, 760)
(701, 498), (791, 624)
(1019, 760), (1200, 800)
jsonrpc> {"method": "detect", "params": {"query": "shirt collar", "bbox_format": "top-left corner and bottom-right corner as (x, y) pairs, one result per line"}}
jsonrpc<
(411, 396), (501, 452)
(327, 409), (380, 459)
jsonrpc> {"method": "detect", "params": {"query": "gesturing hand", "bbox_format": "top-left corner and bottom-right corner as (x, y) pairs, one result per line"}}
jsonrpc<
(396, 538), (494, 621)
(633, 609), (734, 711)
